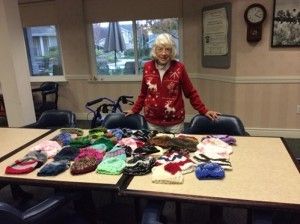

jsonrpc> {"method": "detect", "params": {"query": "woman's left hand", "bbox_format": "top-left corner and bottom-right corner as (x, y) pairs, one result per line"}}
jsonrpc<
(205, 111), (221, 121)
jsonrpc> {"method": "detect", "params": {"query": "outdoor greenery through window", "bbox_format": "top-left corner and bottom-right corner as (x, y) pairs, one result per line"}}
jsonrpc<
(92, 18), (179, 76)
(24, 25), (63, 76)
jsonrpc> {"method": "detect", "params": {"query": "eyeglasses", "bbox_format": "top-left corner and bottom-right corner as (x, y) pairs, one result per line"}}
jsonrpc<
(156, 47), (172, 54)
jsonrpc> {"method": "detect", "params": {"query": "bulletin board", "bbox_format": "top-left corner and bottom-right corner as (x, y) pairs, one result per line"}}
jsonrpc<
(202, 2), (231, 68)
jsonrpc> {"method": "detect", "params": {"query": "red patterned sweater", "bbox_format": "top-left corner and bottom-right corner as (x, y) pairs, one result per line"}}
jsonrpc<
(132, 60), (208, 126)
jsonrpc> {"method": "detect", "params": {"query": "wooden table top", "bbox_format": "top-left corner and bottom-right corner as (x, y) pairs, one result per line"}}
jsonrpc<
(0, 128), (50, 160)
(124, 136), (300, 210)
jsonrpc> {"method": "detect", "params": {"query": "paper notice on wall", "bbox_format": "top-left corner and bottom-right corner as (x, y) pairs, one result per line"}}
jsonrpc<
(203, 7), (228, 56)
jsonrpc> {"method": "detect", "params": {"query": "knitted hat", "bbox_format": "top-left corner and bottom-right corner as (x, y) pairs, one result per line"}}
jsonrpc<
(60, 128), (84, 136)
(93, 137), (115, 151)
(53, 146), (80, 161)
(108, 128), (124, 140)
(197, 138), (233, 160)
(80, 143), (108, 152)
(202, 135), (236, 145)
(96, 145), (126, 175)
(75, 148), (104, 162)
(70, 136), (92, 148)
(51, 132), (73, 146)
(5, 158), (38, 175)
(88, 127), (107, 135)
(149, 136), (172, 148)
(96, 157), (126, 175)
(123, 155), (156, 176)
(29, 140), (62, 158)
(117, 137), (145, 151)
(152, 165), (183, 184)
(155, 152), (195, 175)
(103, 146), (126, 161)
(193, 152), (232, 170)
(195, 162), (225, 180)
(24, 151), (48, 167)
(169, 135), (198, 152)
(37, 160), (70, 176)
(134, 145), (160, 155)
(71, 157), (99, 175)
(5, 151), (47, 174)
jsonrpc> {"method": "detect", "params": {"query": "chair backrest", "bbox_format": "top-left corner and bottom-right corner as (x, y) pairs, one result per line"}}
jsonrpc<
(102, 113), (147, 130)
(39, 82), (59, 106)
(186, 114), (247, 136)
(33, 110), (76, 129)
(0, 193), (66, 224)
(123, 62), (135, 74)
(0, 202), (23, 224)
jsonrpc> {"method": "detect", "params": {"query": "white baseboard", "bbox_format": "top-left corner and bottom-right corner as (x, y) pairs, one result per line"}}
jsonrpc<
(76, 113), (300, 138)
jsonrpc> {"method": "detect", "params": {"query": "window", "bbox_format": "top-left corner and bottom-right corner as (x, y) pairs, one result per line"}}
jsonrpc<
(91, 18), (179, 78)
(24, 25), (63, 77)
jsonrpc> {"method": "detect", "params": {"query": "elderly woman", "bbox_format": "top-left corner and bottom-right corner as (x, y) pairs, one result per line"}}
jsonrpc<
(126, 33), (219, 133)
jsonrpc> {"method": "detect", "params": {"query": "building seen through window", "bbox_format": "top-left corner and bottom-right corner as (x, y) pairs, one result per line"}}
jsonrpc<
(24, 25), (63, 76)
(92, 18), (179, 76)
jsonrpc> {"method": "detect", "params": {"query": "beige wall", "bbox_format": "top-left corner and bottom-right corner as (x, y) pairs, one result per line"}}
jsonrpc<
(18, 0), (300, 136)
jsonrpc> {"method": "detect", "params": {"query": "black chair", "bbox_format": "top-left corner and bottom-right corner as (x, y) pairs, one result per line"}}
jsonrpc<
(32, 82), (59, 119)
(0, 193), (66, 224)
(123, 62), (135, 74)
(185, 114), (248, 136)
(24, 110), (76, 129)
(102, 113), (147, 130)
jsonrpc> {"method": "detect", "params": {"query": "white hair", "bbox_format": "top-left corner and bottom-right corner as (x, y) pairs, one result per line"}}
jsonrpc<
(150, 33), (176, 60)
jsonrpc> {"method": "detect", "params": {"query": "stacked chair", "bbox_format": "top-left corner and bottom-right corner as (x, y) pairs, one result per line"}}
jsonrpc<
(32, 82), (59, 119)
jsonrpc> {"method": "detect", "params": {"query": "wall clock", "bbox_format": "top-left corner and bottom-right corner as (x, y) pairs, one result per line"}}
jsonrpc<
(244, 3), (267, 42)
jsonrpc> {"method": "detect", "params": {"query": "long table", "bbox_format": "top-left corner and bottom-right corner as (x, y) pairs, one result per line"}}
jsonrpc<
(122, 136), (300, 211)
(0, 129), (125, 191)
(1, 130), (299, 211)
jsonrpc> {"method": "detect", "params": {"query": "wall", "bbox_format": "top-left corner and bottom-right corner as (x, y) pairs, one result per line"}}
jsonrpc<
(18, 0), (300, 137)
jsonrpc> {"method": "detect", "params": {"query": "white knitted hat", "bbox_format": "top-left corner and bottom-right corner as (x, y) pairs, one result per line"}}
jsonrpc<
(152, 165), (183, 184)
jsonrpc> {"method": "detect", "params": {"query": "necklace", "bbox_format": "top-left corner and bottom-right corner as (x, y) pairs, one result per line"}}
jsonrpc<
(155, 61), (169, 70)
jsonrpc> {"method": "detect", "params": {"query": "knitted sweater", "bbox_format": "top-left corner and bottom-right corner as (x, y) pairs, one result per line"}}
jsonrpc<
(132, 60), (208, 126)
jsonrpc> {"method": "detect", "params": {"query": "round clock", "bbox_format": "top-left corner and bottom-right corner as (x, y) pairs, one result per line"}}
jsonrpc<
(244, 3), (267, 24)
(244, 4), (267, 42)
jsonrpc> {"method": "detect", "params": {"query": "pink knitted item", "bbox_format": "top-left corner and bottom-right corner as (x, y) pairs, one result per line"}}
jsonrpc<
(29, 140), (62, 158)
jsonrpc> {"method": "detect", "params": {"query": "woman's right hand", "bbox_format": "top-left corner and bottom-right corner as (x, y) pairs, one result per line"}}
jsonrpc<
(124, 109), (134, 116)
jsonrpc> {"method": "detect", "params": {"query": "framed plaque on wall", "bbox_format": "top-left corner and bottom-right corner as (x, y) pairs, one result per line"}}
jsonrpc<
(202, 2), (232, 68)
